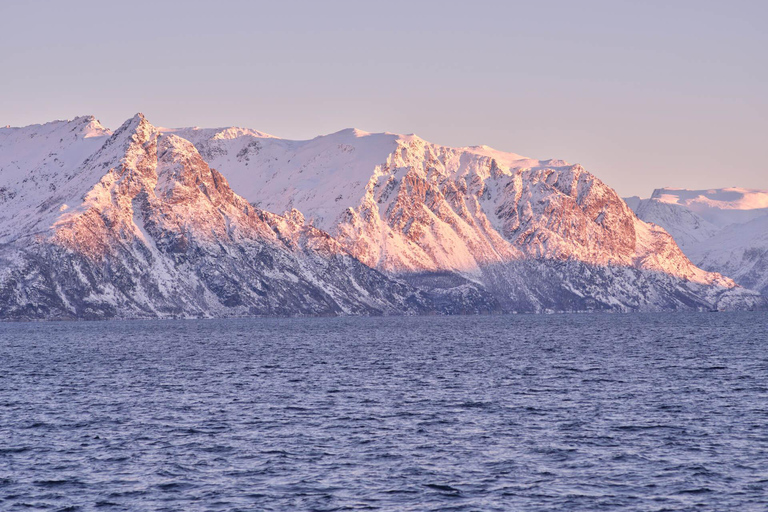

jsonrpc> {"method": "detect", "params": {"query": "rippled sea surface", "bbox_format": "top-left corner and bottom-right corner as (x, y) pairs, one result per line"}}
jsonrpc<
(1, 313), (768, 511)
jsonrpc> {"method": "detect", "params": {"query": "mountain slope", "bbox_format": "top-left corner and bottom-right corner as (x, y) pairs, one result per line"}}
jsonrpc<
(0, 115), (431, 319)
(169, 126), (761, 312)
(629, 188), (768, 295)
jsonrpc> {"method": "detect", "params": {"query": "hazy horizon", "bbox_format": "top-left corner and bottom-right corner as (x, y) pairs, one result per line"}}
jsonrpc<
(1, 0), (765, 197)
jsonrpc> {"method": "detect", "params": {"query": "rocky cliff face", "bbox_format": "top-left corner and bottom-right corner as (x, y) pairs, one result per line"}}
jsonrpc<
(0, 116), (430, 319)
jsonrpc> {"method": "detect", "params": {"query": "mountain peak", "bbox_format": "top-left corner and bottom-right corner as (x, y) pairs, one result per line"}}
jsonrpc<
(72, 115), (110, 138)
(131, 112), (151, 130)
(110, 113), (156, 146)
(72, 114), (96, 123)
(115, 112), (150, 130)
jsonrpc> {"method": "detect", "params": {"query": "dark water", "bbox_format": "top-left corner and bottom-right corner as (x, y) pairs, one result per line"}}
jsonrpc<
(1, 313), (767, 511)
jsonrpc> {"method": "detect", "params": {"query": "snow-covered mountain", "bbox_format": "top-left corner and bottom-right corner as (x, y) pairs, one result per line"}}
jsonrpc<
(0, 115), (761, 319)
(162, 124), (760, 313)
(628, 188), (768, 295)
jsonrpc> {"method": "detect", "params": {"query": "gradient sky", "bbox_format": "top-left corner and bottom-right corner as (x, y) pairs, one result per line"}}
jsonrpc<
(1, 0), (765, 197)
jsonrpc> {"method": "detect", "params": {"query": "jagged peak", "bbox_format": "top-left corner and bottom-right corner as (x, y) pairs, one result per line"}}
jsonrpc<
(110, 113), (157, 146)
(113, 113), (143, 132)
(72, 114), (96, 123)
(125, 112), (150, 130)
(77, 115), (111, 138)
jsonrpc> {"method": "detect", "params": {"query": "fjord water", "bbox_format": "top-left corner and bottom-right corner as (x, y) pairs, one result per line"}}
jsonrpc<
(1, 314), (767, 511)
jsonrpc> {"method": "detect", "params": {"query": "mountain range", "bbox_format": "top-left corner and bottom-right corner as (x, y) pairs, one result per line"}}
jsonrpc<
(0, 114), (762, 319)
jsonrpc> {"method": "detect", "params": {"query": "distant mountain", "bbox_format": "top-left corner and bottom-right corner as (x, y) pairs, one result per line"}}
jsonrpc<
(627, 188), (768, 295)
(0, 115), (761, 320)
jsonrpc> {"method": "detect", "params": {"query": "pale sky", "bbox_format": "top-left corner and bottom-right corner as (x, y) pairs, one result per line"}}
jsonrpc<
(1, 0), (765, 197)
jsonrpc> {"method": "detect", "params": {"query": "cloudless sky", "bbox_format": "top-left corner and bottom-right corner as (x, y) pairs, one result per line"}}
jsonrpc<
(1, 0), (765, 196)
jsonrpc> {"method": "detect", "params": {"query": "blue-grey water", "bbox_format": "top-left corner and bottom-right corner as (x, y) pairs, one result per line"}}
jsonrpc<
(1, 313), (767, 511)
